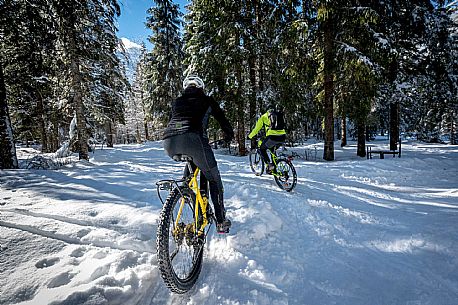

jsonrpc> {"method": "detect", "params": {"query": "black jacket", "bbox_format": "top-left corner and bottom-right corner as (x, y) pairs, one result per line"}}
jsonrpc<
(163, 87), (234, 140)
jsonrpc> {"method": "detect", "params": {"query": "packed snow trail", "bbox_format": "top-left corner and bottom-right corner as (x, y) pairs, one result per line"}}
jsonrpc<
(0, 141), (457, 305)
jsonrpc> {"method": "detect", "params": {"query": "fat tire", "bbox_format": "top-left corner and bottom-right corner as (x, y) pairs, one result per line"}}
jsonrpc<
(274, 159), (297, 192)
(156, 187), (204, 293)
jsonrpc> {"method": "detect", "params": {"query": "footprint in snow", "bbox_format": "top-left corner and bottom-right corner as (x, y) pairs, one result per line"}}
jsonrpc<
(35, 257), (60, 269)
(93, 250), (108, 259)
(47, 271), (75, 288)
(88, 210), (98, 217)
(76, 228), (91, 238)
(109, 218), (119, 225)
(89, 264), (111, 281)
(0, 196), (11, 205)
(70, 247), (86, 258)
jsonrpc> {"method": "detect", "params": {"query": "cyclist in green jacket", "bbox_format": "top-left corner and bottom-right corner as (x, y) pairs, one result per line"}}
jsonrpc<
(248, 104), (286, 173)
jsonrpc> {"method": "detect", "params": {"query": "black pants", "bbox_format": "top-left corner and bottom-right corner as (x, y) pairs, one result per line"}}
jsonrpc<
(260, 134), (286, 163)
(163, 133), (226, 223)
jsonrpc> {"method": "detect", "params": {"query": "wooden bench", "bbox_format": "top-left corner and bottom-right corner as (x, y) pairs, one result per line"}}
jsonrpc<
(366, 142), (402, 159)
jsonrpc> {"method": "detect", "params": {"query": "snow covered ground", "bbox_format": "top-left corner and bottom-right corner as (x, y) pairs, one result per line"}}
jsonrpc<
(1, 140), (457, 305)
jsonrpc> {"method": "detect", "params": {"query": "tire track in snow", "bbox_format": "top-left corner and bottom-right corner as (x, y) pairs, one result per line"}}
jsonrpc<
(2, 207), (136, 236)
(0, 212), (155, 253)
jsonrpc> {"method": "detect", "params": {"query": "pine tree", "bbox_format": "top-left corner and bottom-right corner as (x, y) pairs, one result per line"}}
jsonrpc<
(0, 0), (16, 168)
(89, 7), (128, 148)
(1, 0), (60, 152)
(53, 0), (123, 159)
(370, 1), (457, 147)
(336, 3), (386, 157)
(134, 46), (151, 141)
(265, 0), (312, 145)
(184, 0), (229, 137)
(120, 48), (149, 144)
(422, 2), (458, 143)
(146, 0), (184, 130)
(0, 59), (18, 169)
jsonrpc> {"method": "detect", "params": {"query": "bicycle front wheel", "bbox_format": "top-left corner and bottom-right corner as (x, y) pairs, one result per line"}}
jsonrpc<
(274, 159), (297, 192)
(156, 187), (204, 293)
(249, 149), (264, 176)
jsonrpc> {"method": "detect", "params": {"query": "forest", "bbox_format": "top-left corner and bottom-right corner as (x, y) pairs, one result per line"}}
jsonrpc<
(1, 0), (457, 169)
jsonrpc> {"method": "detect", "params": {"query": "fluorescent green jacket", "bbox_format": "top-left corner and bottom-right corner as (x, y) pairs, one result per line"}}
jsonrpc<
(248, 111), (286, 139)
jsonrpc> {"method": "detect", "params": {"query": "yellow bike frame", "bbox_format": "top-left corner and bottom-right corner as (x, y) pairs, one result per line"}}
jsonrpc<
(174, 167), (209, 236)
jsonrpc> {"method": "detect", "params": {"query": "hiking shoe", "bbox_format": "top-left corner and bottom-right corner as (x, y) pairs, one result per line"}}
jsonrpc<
(216, 219), (232, 234)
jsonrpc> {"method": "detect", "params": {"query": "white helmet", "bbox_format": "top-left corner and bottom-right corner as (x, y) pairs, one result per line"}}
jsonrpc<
(183, 74), (205, 90)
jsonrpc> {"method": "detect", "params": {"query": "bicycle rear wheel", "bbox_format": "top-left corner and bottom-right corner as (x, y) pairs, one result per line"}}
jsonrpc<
(249, 149), (264, 176)
(156, 187), (204, 293)
(274, 159), (297, 192)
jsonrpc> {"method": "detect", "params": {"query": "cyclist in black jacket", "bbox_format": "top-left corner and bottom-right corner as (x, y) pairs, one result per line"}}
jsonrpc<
(163, 75), (234, 233)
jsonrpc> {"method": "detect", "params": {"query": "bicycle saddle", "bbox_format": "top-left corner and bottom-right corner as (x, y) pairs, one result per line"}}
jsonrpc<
(172, 154), (193, 162)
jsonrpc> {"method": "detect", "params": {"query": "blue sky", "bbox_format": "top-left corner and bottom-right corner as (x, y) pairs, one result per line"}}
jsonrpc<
(116, 0), (188, 49)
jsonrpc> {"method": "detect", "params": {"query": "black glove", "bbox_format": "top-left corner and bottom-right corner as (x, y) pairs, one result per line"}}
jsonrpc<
(250, 137), (258, 149)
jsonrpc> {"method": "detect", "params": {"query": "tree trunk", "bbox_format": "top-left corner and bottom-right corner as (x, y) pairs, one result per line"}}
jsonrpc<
(248, 55), (256, 131)
(106, 120), (114, 148)
(341, 116), (347, 147)
(37, 97), (49, 153)
(67, 27), (88, 160)
(357, 119), (366, 157)
(144, 119), (149, 141)
(323, 16), (334, 161)
(136, 124), (142, 144)
(388, 59), (399, 150)
(237, 118), (246, 155)
(236, 29), (246, 156)
(390, 101), (399, 151)
(248, 0), (257, 133)
(336, 118), (341, 141)
(53, 112), (60, 152)
(236, 88), (246, 155)
(73, 64), (88, 160)
(450, 110), (455, 145)
(62, 3), (88, 160)
(0, 62), (18, 169)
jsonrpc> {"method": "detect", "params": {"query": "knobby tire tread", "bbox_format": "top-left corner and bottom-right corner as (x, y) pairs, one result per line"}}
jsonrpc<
(156, 187), (204, 294)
